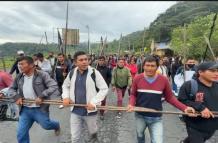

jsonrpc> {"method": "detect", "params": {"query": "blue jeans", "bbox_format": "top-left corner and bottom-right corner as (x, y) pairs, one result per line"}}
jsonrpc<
(135, 113), (163, 143)
(17, 106), (60, 143)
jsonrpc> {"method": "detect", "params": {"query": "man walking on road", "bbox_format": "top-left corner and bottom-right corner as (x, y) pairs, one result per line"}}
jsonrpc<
(111, 57), (132, 119)
(127, 55), (196, 143)
(96, 56), (112, 120)
(8, 56), (61, 143)
(178, 61), (218, 143)
(62, 51), (108, 143)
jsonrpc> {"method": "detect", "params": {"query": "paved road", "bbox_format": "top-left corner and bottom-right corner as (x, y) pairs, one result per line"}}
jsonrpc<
(0, 88), (218, 143)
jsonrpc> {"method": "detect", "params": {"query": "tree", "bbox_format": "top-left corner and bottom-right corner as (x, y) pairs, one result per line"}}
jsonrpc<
(170, 13), (218, 60)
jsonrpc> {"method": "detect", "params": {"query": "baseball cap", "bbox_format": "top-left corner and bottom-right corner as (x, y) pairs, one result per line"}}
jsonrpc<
(17, 50), (24, 55)
(196, 61), (218, 71)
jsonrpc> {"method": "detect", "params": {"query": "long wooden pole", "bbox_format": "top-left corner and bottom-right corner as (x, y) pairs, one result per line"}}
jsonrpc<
(1, 98), (218, 116)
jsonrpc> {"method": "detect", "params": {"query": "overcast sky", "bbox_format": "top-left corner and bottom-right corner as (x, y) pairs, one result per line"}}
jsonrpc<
(0, 1), (177, 44)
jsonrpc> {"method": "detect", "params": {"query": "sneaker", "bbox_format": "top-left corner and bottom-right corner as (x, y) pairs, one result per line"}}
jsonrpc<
(59, 105), (64, 109)
(116, 112), (122, 119)
(100, 115), (104, 120)
(54, 127), (61, 136)
(87, 133), (99, 143)
(179, 115), (185, 122)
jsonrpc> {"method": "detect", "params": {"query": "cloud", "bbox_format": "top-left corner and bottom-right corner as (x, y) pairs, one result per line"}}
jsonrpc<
(0, 1), (176, 44)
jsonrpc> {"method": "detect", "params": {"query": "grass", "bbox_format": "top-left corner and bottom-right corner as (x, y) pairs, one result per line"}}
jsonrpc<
(0, 57), (15, 70)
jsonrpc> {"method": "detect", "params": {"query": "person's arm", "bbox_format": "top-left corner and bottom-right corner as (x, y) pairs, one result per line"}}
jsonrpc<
(61, 72), (71, 99)
(89, 70), (109, 106)
(163, 78), (187, 111)
(127, 69), (132, 88)
(178, 81), (206, 112)
(107, 68), (112, 85)
(2, 73), (13, 87)
(39, 72), (60, 98)
(8, 74), (22, 101)
(111, 68), (116, 87)
(9, 60), (18, 75)
(41, 61), (52, 73)
(129, 77), (137, 106)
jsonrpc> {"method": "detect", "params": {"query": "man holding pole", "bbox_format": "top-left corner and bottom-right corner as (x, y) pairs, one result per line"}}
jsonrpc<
(8, 56), (61, 143)
(62, 51), (108, 143)
(127, 55), (196, 143)
(178, 61), (218, 143)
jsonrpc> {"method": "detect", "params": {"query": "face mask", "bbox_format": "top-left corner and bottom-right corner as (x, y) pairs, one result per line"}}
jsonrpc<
(187, 64), (195, 68)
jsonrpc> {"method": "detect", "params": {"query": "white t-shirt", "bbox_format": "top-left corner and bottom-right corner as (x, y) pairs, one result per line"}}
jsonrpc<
(23, 75), (39, 107)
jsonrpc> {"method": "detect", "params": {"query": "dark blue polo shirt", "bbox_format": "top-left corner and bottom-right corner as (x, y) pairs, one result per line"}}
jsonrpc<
(72, 69), (97, 116)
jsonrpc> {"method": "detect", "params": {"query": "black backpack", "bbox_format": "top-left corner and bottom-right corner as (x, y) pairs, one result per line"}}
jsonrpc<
(69, 68), (99, 92)
(190, 79), (198, 97)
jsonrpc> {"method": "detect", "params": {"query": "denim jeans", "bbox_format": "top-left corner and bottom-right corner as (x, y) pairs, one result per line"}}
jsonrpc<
(17, 106), (60, 143)
(135, 113), (163, 143)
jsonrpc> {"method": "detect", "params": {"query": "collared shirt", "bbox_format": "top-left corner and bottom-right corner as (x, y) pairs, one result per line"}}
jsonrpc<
(72, 69), (88, 116)
(23, 74), (39, 108)
(72, 69), (97, 116)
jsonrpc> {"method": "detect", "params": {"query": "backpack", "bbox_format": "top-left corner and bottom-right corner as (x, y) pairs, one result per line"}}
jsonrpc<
(190, 79), (198, 97)
(69, 68), (99, 92)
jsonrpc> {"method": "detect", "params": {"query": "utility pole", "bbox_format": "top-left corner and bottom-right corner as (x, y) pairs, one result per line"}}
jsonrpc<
(128, 37), (131, 52)
(142, 27), (146, 54)
(86, 25), (90, 54)
(52, 27), (55, 43)
(44, 31), (49, 51)
(118, 33), (122, 56)
(183, 24), (187, 82)
(39, 34), (44, 45)
(64, 1), (69, 55)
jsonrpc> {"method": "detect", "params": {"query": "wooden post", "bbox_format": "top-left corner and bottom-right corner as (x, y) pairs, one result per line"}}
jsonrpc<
(142, 27), (146, 55)
(118, 33), (122, 56)
(183, 24), (187, 82)
(204, 35), (217, 61)
(64, 1), (69, 55)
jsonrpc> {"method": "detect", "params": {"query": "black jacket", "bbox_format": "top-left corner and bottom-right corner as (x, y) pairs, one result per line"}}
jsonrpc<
(9, 60), (20, 75)
(96, 65), (111, 87)
(55, 60), (71, 83)
(178, 79), (218, 132)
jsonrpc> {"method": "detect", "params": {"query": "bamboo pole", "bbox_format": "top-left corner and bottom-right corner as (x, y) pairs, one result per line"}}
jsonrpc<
(204, 35), (217, 61)
(1, 98), (218, 117)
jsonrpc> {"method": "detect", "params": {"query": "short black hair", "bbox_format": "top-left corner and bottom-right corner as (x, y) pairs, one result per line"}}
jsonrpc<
(37, 53), (44, 58)
(118, 57), (125, 61)
(98, 56), (106, 60)
(129, 57), (137, 63)
(187, 56), (195, 61)
(58, 53), (65, 57)
(73, 51), (86, 60)
(18, 56), (34, 64)
(33, 54), (38, 57)
(143, 55), (159, 67)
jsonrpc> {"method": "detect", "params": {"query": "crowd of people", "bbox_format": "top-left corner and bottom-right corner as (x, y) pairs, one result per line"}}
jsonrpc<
(0, 50), (218, 143)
